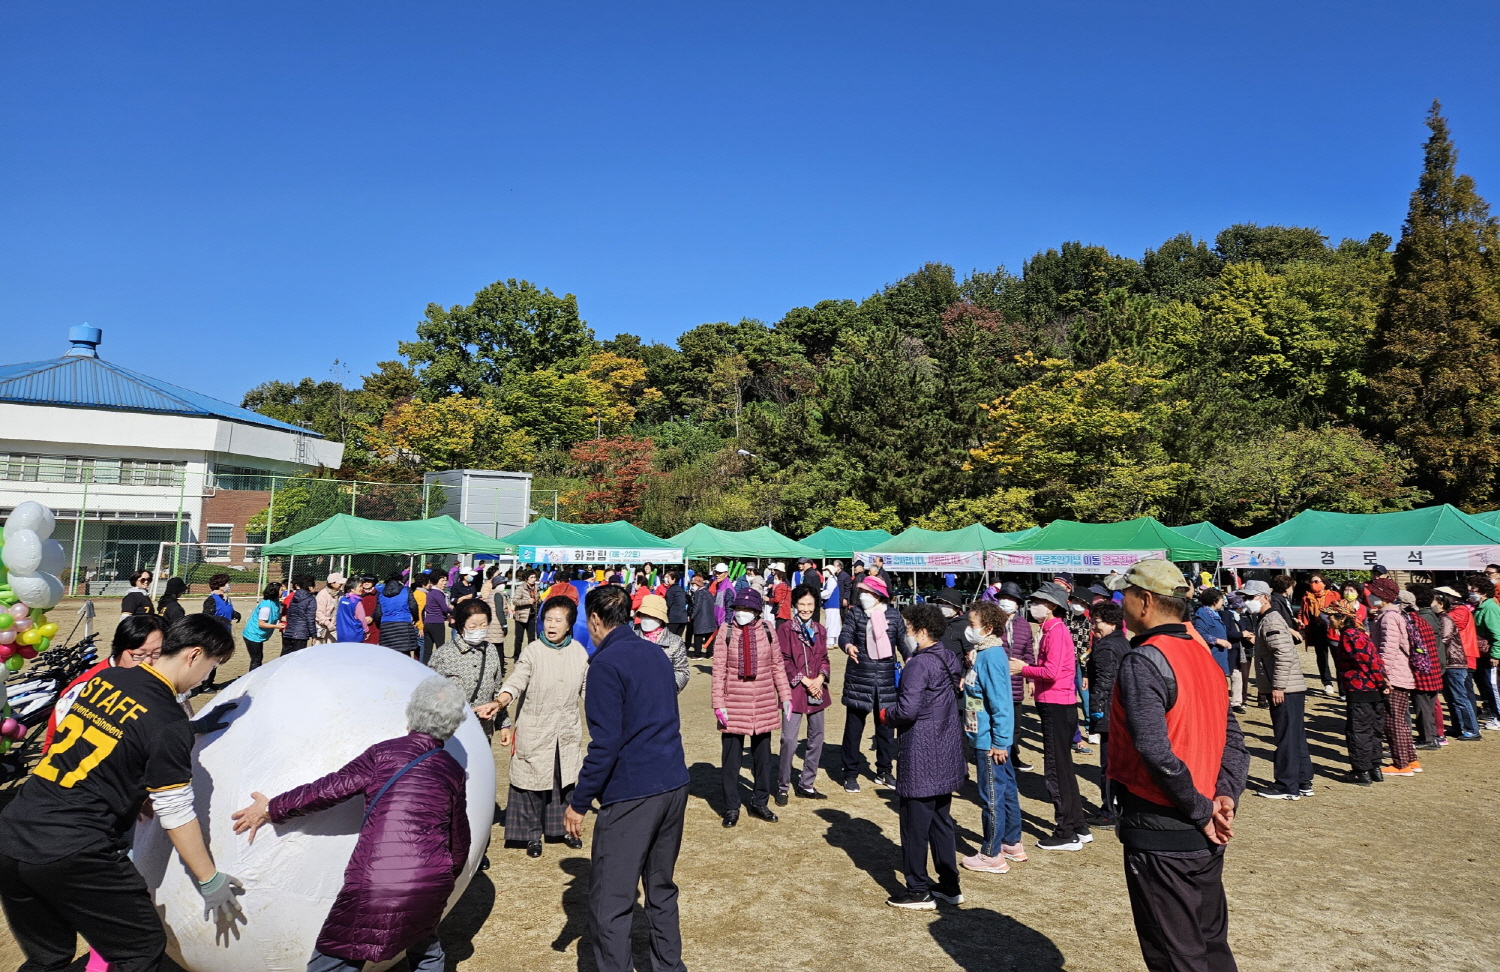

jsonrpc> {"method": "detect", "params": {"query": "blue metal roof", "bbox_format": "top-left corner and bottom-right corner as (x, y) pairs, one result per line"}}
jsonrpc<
(0, 354), (323, 437)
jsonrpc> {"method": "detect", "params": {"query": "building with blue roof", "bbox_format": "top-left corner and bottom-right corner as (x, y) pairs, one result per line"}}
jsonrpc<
(0, 326), (343, 592)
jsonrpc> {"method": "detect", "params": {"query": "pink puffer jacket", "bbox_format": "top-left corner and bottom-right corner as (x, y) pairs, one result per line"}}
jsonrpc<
(712, 620), (791, 735)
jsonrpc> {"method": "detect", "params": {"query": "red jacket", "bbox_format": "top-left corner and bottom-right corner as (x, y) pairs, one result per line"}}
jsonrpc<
(269, 732), (469, 963)
(776, 618), (830, 713)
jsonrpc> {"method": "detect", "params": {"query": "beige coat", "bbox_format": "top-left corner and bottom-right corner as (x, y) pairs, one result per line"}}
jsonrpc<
(499, 638), (589, 792)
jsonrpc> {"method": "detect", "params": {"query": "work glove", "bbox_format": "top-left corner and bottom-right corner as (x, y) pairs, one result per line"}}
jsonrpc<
(197, 871), (246, 922)
(192, 701), (239, 734)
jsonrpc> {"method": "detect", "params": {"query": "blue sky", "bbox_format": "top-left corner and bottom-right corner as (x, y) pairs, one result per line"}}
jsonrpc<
(3, 2), (1498, 403)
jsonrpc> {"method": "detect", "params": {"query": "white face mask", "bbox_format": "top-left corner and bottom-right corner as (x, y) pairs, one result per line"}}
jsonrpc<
(963, 626), (983, 644)
(904, 634), (918, 652)
(859, 592), (879, 611)
(1029, 602), (1051, 621)
(997, 598), (1018, 614)
(638, 617), (662, 632)
(733, 610), (756, 626)
(938, 604), (958, 619)
(1069, 603), (1086, 615)
(1244, 599), (1265, 615)
(462, 628), (486, 645)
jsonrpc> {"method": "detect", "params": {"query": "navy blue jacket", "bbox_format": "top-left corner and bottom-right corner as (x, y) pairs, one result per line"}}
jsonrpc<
(665, 583), (691, 624)
(570, 624), (690, 812)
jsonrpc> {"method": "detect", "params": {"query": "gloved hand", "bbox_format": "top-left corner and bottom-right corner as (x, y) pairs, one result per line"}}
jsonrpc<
(714, 708), (728, 730)
(192, 702), (239, 734)
(197, 871), (245, 922)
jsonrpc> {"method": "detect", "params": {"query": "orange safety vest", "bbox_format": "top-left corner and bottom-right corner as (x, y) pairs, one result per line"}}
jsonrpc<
(1106, 628), (1228, 807)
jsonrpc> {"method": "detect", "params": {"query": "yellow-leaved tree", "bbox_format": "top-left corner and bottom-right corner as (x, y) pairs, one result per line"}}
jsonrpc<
(366, 396), (536, 473)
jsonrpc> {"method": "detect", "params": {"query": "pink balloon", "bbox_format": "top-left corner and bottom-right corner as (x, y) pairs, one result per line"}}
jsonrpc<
(0, 630), (14, 645)
(10, 618), (30, 632)
(17, 645), (36, 660)
(0, 644), (13, 660)
(0, 719), (17, 738)
(8, 604), (28, 619)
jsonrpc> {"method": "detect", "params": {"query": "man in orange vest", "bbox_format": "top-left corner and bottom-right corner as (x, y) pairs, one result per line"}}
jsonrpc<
(1105, 560), (1249, 972)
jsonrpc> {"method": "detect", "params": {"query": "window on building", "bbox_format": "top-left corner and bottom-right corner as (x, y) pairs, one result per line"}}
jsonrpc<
(205, 524), (234, 562)
(211, 464), (277, 491)
(0, 453), (185, 486)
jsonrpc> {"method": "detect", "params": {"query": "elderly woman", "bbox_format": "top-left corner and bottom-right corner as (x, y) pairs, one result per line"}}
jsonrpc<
(497, 594), (589, 857)
(231, 677), (472, 972)
(776, 583), (831, 804)
(428, 599), (509, 737)
(713, 588), (791, 827)
(633, 593), (690, 693)
(837, 574), (909, 793)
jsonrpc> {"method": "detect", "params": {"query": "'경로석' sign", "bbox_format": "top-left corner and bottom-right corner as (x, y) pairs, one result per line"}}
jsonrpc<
(985, 549), (1167, 572)
(518, 545), (685, 564)
(1221, 545), (1500, 571)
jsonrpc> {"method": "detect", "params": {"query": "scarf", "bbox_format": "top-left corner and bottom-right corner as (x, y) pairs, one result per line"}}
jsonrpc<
(734, 620), (760, 680)
(642, 624), (665, 644)
(538, 631), (572, 651)
(866, 602), (893, 661)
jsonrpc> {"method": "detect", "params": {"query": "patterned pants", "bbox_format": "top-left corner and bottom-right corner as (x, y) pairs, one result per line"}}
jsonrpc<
(1383, 687), (1417, 768)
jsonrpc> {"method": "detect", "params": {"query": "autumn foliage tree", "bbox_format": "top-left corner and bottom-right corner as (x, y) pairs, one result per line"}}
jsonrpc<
(563, 436), (660, 523)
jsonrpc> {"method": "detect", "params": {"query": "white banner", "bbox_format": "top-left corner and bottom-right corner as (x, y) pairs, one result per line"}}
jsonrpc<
(519, 545), (684, 564)
(985, 549), (1166, 572)
(854, 550), (985, 572)
(1220, 545), (1500, 571)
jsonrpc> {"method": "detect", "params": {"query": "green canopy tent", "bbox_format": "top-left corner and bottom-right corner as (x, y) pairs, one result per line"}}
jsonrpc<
(1171, 522), (1243, 547)
(1222, 505), (1500, 571)
(799, 527), (894, 561)
(1471, 509), (1500, 529)
(854, 524), (1034, 572)
(498, 518), (683, 564)
(985, 517), (1220, 572)
(260, 514), (515, 556)
(669, 523), (823, 562)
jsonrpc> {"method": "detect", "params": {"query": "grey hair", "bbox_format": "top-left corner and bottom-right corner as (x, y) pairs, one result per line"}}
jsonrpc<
(406, 675), (468, 741)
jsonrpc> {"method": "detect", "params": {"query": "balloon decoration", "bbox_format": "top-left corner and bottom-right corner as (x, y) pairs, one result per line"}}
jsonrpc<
(0, 501), (64, 680)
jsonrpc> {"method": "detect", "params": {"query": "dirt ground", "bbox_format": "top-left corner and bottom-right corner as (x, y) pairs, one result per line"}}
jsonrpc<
(3, 600), (1499, 972)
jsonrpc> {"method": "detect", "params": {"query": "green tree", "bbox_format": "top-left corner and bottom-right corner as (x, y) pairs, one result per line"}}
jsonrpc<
(1214, 224), (1331, 268)
(400, 279), (595, 397)
(1368, 102), (1500, 508)
(908, 489), (1037, 533)
(829, 498), (902, 532)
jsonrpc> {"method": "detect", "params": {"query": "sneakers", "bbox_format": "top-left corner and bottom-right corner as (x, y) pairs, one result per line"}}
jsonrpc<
(886, 890), (936, 910)
(1416, 741), (1441, 751)
(1323, 682), (1338, 697)
(793, 785), (827, 799)
(1001, 842), (1028, 862)
(1299, 787), (1315, 797)
(931, 885), (965, 904)
(874, 772), (898, 789)
(1437, 737), (1450, 747)
(1084, 811), (1117, 828)
(1255, 789), (1300, 800)
(844, 778), (861, 794)
(774, 791), (789, 807)
(1014, 759), (1035, 772)
(961, 853), (1010, 874)
(1072, 743), (1093, 755)
(1408, 760), (1423, 772)
(1087, 733), (1101, 744)
(1232, 704), (1247, 714)
(1456, 733), (1483, 741)
(1483, 718), (1500, 731)
(1077, 827), (1094, 843)
(1037, 832), (1084, 851)
(1382, 764), (1415, 777)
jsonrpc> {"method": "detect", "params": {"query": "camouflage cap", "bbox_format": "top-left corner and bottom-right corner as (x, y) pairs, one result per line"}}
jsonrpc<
(1104, 559), (1190, 598)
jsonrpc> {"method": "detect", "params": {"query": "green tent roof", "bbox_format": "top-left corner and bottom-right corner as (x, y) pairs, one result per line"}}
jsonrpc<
(988, 517), (1220, 571)
(799, 527), (894, 561)
(497, 518), (682, 562)
(1470, 510), (1500, 528)
(1172, 522), (1242, 546)
(669, 523), (824, 561)
(1223, 505), (1500, 570)
(853, 524), (1033, 571)
(261, 514), (515, 556)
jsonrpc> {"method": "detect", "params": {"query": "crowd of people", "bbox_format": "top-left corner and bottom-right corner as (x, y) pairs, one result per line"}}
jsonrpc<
(29, 552), (1498, 972)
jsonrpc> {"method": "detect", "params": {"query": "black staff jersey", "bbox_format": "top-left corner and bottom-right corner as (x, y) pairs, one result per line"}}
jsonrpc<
(0, 663), (194, 864)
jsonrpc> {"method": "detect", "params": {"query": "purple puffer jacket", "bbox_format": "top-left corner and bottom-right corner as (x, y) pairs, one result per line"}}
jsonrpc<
(1004, 615), (1035, 702)
(881, 646), (965, 799)
(268, 732), (470, 963)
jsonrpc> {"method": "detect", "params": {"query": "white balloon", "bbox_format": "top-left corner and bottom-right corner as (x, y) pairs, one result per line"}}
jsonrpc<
(39, 539), (66, 577)
(3, 502), (55, 541)
(131, 645), (496, 972)
(9, 572), (62, 610)
(1, 530), (41, 574)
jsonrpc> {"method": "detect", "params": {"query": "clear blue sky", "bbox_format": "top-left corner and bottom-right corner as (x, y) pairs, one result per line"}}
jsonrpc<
(4, 2), (1499, 403)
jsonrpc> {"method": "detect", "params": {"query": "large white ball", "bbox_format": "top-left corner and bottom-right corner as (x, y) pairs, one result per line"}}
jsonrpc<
(131, 644), (496, 972)
(3, 502), (54, 541)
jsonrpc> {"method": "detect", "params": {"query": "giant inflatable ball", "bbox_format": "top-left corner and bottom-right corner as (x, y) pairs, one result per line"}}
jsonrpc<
(132, 644), (496, 972)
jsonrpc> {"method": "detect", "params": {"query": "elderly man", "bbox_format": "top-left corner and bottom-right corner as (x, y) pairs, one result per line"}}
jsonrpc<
(565, 585), (690, 972)
(1106, 560), (1248, 972)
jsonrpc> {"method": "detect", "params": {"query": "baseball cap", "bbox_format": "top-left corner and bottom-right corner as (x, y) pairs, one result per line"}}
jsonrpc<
(1239, 580), (1272, 597)
(326, 572), (347, 585)
(1104, 559), (1190, 597)
(714, 562), (729, 573)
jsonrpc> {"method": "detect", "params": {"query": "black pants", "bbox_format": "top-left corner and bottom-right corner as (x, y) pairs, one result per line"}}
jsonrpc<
(841, 705), (895, 779)
(0, 844), (168, 972)
(1307, 629), (1334, 686)
(667, 622), (687, 641)
(1345, 691), (1384, 774)
(1124, 847), (1237, 972)
(899, 793), (959, 894)
(422, 623), (446, 664)
(688, 630), (711, 657)
(1412, 689), (1440, 744)
(513, 618), (534, 661)
(280, 637), (308, 655)
(1038, 701), (1085, 836)
(721, 732), (772, 813)
(1268, 691), (1312, 793)
(244, 635), (265, 670)
(589, 785), (688, 972)
(1097, 731), (1113, 814)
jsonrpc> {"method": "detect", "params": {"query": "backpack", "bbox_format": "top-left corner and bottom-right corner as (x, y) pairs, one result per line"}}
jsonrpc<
(1405, 614), (1441, 677)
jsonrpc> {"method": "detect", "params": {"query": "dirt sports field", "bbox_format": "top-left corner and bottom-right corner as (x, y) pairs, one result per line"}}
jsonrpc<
(2, 602), (1498, 972)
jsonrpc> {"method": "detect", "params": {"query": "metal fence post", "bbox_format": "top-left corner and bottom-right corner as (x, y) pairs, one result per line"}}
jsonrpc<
(68, 475), (88, 597)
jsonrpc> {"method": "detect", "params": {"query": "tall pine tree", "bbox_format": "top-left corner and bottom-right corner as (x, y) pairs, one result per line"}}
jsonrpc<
(1369, 102), (1500, 509)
